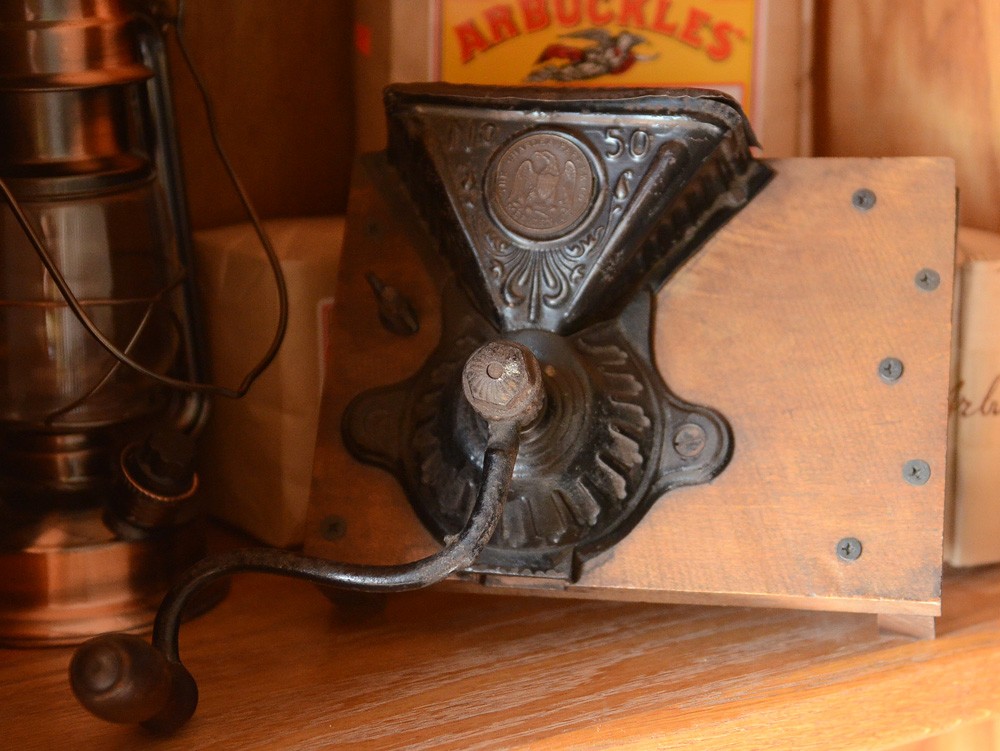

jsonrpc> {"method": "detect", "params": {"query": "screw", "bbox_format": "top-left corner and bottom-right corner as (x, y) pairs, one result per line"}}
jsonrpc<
(673, 423), (707, 459)
(878, 357), (904, 384)
(915, 268), (940, 292)
(852, 188), (876, 211)
(320, 515), (347, 541)
(837, 537), (863, 561)
(903, 459), (931, 486)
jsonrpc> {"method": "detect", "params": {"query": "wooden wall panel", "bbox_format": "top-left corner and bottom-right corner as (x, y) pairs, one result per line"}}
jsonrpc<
(814, 0), (1000, 232)
(166, 0), (355, 229)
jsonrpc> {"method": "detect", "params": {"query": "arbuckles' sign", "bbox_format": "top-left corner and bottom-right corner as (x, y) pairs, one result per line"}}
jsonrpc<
(439, 0), (757, 115)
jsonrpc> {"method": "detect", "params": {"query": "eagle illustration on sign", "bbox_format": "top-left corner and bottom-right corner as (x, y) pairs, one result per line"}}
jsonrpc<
(527, 29), (658, 83)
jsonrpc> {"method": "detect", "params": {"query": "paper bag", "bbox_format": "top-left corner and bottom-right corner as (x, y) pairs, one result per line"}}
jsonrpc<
(193, 217), (344, 547)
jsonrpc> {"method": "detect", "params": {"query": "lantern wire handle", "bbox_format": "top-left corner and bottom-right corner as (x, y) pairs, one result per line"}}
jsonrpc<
(0, 0), (289, 401)
(42, 273), (190, 424)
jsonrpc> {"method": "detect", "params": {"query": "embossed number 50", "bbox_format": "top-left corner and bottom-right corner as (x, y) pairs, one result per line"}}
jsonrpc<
(604, 128), (651, 159)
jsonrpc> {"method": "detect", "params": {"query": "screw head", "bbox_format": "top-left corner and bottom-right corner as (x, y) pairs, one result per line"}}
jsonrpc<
(673, 423), (707, 458)
(903, 459), (931, 486)
(852, 188), (876, 211)
(837, 537), (863, 561)
(878, 357), (904, 384)
(915, 268), (940, 292)
(462, 340), (545, 426)
(320, 515), (347, 541)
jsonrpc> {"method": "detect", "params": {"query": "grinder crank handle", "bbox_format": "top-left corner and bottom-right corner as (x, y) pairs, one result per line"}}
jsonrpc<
(69, 340), (545, 734)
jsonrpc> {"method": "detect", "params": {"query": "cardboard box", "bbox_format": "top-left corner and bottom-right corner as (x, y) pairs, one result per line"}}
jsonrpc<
(947, 227), (1000, 567)
(353, 0), (813, 156)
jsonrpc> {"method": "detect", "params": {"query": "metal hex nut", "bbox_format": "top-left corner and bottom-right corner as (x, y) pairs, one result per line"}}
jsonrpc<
(462, 340), (545, 425)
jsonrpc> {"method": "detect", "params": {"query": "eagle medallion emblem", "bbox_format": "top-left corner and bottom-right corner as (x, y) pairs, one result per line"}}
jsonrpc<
(489, 132), (597, 241)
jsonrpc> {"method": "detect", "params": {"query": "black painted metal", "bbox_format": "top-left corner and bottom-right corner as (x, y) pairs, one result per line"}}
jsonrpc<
(345, 84), (766, 579)
(345, 285), (732, 579)
(71, 416), (523, 733)
(385, 84), (771, 334)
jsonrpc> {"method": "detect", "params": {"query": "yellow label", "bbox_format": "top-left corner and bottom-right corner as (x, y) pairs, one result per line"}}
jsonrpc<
(438, 0), (756, 117)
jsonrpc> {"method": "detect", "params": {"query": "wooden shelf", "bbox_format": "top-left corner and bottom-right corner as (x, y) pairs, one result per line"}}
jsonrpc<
(1, 540), (1000, 750)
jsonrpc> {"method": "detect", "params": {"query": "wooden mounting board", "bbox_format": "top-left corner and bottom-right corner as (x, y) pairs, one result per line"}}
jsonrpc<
(306, 157), (956, 618)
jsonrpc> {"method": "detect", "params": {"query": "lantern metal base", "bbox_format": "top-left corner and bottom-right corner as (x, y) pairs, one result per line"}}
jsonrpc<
(0, 508), (216, 647)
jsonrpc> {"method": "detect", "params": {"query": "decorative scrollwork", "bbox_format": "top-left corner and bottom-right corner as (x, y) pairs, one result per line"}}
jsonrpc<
(480, 217), (604, 323)
(343, 290), (731, 577)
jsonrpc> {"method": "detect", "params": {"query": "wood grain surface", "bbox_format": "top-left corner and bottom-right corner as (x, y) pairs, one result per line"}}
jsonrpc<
(579, 157), (955, 612)
(1, 535), (999, 750)
(815, 0), (1000, 233)
(166, 0), (355, 229)
(307, 156), (956, 617)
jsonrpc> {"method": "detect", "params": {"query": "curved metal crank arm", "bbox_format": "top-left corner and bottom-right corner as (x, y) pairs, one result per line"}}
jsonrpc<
(69, 341), (544, 734)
